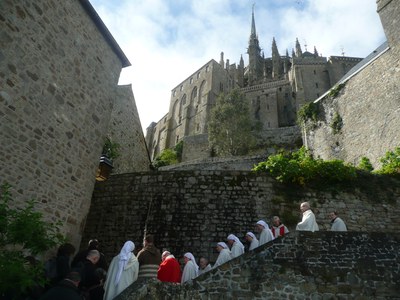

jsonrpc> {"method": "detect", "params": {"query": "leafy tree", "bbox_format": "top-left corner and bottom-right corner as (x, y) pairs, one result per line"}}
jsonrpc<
(208, 89), (260, 156)
(0, 183), (65, 297)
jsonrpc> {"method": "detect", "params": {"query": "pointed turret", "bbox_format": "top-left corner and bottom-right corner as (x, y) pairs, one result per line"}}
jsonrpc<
(237, 54), (245, 87)
(220, 52), (224, 67)
(247, 5), (262, 85)
(295, 38), (302, 57)
(272, 37), (282, 79)
(314, 46), (319, 57)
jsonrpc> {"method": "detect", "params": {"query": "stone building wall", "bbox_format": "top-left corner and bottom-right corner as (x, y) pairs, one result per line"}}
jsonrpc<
(304, 0), (400, 168)
(109, 85), (150, 174)
(83, 170), (400, 264)
(118, 231), (400, 299)
(0, 0), (142, 247)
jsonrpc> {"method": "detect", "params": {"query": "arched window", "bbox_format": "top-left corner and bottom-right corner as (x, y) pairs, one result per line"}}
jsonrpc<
(199, 80), (206, 104)
(191, 87), (198, 102)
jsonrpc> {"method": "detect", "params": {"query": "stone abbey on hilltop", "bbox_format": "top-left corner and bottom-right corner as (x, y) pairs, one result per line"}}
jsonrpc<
(145, 9), (362, 161)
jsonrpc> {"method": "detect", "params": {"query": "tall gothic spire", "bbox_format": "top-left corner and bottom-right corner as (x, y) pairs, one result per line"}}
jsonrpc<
(247, 4), (262, 85)
(295, 38), (302, 57)
(250, 4), (257, 39)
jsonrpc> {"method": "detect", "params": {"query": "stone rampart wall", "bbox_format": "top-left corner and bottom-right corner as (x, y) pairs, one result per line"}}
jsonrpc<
(109, 85), (150, 174)
(304, 0), (400, 168)
(117, 231), (400, 299)
(0, 0), (141, 247)
(180, 126), (301, 164)
(84, 170), (400, 264)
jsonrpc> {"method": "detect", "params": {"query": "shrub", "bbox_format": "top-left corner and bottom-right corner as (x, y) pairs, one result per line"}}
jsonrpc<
(297, 102), (320, 127)
(0, 183), (65, 296)
(152, 148), (178, 169)
(358, 157), (374, 172)
(375, 147), (400, 175)
(330, 112), (343, 134)
(252, 147), (357, 186)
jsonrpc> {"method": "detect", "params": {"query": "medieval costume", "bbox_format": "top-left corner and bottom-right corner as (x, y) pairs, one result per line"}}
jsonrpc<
(257, 220), (275, 245)
(181, 252), (198, 284)
(227, 234), (245, 258)
(296, 209), (319, 232)
(271, 224), (289, 238)
(246, 232), (259, 250)
(331, 217), (347, 231)
(213, 242), (232, 268)
(157, 254), (181, 283)
(103, 241), (139, 300)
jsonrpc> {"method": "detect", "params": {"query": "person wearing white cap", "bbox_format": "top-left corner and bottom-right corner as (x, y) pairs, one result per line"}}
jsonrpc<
(226, 234), (245, 258)
(181, 252), (199, 284)
(256, 220), (275, 246)
(213, 242), (232, 268)
(245, 232), (259, 251)
(103, 240), (139, 300)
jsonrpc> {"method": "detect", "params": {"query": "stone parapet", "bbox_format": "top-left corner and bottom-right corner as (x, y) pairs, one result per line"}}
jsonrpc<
(117, 231), (400, 299)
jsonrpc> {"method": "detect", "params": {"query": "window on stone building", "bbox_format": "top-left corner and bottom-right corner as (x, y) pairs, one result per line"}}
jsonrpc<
(219, 82), (224, 92)
(176, 135), (179, 143)
(268, 121), (270, 127)
(313, 70), (316, 75)
(180, 85), (183, 91)
(196, 124), (200, 132)
(317, 93), (320, 97)
(267, 104), (270, 110)
(279, 87), (282, 92)
(197, 72), (200, 78)
(315, 82), (319, 88)
(190, 77), (193, 84)
(173, 90), (176, 96)
(206, 65), (209, 72)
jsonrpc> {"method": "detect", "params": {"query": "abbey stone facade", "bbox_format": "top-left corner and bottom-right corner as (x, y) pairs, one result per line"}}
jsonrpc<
(145, 10), (362, 161)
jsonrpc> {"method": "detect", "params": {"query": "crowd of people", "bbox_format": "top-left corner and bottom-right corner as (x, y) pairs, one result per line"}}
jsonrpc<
(39, 202), (347, 299)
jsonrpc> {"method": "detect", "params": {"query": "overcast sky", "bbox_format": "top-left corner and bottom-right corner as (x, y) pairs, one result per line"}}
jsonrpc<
(89, 0), (386, 133)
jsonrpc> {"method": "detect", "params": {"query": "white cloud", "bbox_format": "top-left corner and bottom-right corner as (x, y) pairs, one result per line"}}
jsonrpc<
(89, 0), (386, 132)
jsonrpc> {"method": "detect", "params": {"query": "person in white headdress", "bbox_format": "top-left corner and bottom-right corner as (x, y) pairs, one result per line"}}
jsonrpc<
(103, 240), (139, 300)
(256, 220), (275, 246)
(226, 234), (245, 258)
(181, 252), (198, 284)
(213, 242), (232, 268)
(245, 232), (259, 251)
(296, 202), (319, 232)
